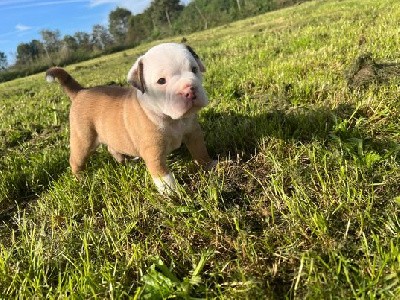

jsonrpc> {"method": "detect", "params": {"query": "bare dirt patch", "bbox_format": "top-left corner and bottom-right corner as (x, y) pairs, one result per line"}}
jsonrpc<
(346, 52), (400, 89)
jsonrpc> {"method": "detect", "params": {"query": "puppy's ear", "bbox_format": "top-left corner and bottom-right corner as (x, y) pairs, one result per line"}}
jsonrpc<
(185, 45), (206, 72)
(127, 56), (146, 93)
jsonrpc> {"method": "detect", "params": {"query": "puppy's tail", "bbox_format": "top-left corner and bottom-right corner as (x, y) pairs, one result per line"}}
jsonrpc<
(46, 67), (83, 100)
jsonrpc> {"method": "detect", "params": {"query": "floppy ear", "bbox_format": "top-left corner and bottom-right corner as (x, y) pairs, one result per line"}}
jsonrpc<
(185, 45), (206, 72)
(127, 56), (146, 93)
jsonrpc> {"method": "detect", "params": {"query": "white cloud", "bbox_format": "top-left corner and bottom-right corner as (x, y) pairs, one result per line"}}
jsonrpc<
(15, 24), (32, 32)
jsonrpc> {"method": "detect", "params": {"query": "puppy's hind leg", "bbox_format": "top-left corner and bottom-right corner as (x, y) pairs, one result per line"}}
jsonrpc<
(69, 128), (98, 176)
(108, 146), (140, 164)
(108, 146), (126, 163)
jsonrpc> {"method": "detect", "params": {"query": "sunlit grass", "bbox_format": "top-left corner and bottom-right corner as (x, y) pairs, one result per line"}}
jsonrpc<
(0, 0), (399, 298)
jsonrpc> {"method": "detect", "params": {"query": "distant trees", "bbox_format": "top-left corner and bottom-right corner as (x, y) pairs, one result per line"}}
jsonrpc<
(63, 35), (79, 52)
(109, 7), (132, 45)
(127, 12), (153, 45)
(74, 32), (92, 51)
(0, 52), (7, 70)
(125, 0), (184, 43)
(41, 30), (61, 57)
(16, 40), (43, 65)
(127, 0), (276, 41)
(200, 0), (274, 25)
(1, 0), (308, 82)
(91, 24), (113, 51)
(9, 0), (284, 67)
(150, 0), (183, 30)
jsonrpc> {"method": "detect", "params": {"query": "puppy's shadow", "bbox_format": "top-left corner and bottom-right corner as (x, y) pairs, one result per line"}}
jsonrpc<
(198, 102), (397, 209)
(0, 151), (69, 225)
(201, 104), (346, 158)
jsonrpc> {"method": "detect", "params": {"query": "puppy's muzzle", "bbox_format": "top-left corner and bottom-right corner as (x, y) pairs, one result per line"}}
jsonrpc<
(179, 84), (197, 101)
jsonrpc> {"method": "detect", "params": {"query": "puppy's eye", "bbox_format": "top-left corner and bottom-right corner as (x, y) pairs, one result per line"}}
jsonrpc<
(157, 78), (166, 85)
(191, 66), (198, 74)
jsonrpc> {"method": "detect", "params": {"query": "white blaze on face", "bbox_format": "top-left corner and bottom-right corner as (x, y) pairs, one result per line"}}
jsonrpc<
(138, 43), (208, 119)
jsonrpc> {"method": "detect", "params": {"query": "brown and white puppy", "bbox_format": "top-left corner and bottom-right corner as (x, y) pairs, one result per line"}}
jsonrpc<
(46, 43), (215, 194)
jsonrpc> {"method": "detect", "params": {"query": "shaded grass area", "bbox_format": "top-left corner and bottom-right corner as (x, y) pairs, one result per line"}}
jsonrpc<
(0, 0), (399, 298)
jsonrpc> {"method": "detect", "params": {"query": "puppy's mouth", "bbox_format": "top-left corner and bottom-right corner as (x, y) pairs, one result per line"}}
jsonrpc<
(181, 89), (208, 110)
(167, 95), (206, 119)
(163, 82), (208, 119)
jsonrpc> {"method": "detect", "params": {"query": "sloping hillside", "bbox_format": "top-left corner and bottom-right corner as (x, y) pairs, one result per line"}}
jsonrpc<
(0, 0), (399, 298)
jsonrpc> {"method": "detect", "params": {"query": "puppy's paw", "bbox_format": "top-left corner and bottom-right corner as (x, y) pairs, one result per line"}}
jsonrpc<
(153, 173), (177, 195)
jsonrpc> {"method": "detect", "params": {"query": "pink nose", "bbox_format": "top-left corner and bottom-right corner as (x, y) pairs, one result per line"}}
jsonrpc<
(180, 85), (196, 100)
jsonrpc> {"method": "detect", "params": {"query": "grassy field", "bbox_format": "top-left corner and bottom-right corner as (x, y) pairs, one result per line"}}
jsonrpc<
(1, 0), (399, 298)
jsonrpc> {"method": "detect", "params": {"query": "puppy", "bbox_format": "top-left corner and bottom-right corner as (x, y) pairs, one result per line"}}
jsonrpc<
(46, 43), (215, 194)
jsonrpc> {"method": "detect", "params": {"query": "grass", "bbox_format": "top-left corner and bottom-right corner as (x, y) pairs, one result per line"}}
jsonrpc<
(0, 0), (399, 298)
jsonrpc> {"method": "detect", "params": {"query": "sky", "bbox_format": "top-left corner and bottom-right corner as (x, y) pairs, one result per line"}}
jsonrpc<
(0, 0), (191, 64)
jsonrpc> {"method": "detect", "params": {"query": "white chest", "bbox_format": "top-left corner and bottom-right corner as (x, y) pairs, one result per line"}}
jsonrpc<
(163, 118), (192, 154)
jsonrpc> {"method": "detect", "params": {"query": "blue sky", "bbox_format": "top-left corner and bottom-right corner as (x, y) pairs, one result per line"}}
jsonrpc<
(0, 0), (190, 64)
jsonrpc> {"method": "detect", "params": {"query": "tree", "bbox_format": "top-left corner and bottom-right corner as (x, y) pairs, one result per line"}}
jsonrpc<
(127, 11), (154, 44)
(16, 43), (33, 65)
(194, 3), (208, 30)
(59, 35), (79, 60)
(15, 40), (44, 65)
(30, 40), (44, 60)
(91, 24), (113, 51)
(109, 7), (132, 45)
(40, 29), (61, 57)
(74, 32), (92, 51)
(235, 0), (242, 11)
(150, 0), (183, 30)
(174, 1), (208, 33)
(63, 35), (79, 51)
(0, 52), (7, 70)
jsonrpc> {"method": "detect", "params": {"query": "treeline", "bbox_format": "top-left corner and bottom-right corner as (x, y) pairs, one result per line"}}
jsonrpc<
(0, 0), (307, 83)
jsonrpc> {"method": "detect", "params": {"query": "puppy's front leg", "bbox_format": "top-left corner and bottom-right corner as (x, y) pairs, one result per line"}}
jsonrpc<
(184, 123), (216, 170)
(141, 147), (176, 194)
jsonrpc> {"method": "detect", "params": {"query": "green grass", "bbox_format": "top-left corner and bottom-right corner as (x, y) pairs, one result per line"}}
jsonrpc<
(1, 0), (399, 298)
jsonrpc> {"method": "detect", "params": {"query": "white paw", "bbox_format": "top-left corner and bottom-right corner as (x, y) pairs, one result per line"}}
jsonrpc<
(153, 173), (176, 195)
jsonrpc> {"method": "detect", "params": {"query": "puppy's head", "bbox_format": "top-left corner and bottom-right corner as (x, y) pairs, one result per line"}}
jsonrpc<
(127, 43), (208, 119)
